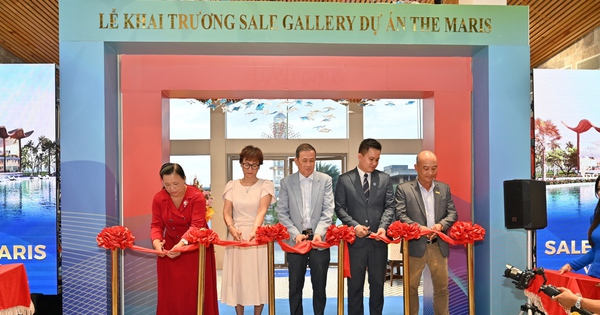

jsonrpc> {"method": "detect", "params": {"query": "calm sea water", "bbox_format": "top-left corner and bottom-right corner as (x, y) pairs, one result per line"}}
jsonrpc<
(537, 183), (598, 273)
(0, 176), (56, 220)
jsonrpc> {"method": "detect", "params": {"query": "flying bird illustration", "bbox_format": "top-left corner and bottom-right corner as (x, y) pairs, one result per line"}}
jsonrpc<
(250, 118), (258, 122)
(256, 103), (265, 111)
(218, 99), (231, 106)
(318, 128), (333, 133)
(205, 99), (217, 109)
(405, 100), (416, 105)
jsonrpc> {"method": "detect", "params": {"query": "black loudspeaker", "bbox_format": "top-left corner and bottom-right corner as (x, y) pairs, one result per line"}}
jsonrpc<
(503, 179), (547, 230)
(30, 294), (62, 315)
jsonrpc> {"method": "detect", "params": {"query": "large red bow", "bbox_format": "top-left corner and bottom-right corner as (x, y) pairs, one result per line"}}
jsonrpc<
(96, 226), (135, 250)
(184, 228), (220, 247)
(325, 225), (356, 245)
(255, 223), (290, 244)
(448, 221), (486, 245)
(386, 221), (422, 241)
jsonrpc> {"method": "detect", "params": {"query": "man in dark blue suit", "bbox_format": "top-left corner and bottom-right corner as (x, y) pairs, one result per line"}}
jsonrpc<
(334, 138), (397, 315)
(396, 150), (458, 315)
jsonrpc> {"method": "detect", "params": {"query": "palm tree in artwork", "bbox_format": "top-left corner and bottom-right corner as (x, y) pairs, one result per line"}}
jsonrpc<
(21, 140), (36, 174)
(535, 118), (561, 180)
(39, 136), (56, 175)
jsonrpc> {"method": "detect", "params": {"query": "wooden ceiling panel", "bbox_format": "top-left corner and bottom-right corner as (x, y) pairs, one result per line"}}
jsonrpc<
(523, 0), (600, 67)
(0, 0), (58, 64)
(0, 0), (598, 68)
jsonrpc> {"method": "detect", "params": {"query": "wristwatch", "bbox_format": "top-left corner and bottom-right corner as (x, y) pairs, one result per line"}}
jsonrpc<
(575, 296), (582, 309)
(181, 238), (189, 245)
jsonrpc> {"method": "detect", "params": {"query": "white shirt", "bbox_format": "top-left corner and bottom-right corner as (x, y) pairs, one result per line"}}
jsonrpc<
(299, 172), (314, 230)
(357, 168), (371, 190)
(417, 179), (436, 228)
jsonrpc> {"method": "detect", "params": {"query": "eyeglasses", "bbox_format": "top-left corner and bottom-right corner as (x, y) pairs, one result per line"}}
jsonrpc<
(242, 162), (260, 170)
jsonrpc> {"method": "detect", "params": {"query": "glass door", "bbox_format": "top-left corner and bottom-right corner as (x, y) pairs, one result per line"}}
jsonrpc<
(229, 156), (289, 266)
(228, 154), (345, 266)
(289, 155), (345, 264)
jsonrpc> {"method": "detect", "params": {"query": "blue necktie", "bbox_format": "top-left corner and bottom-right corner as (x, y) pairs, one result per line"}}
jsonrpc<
(363, 173), (370, 200)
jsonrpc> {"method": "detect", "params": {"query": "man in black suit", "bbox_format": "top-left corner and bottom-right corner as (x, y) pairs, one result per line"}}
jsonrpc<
(395, 150), (458, 315)
(334, 138), (397, 315)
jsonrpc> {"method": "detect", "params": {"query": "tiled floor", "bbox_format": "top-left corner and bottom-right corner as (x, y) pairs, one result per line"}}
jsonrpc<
(216, 266), (412, 299)
(216, 266), (425, 314)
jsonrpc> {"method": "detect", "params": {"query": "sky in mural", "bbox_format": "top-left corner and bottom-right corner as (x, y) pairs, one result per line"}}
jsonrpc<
(534, 69), (600, 161)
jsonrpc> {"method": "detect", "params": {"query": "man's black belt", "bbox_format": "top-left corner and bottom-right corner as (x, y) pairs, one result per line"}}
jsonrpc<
(427, 238), (438, 244)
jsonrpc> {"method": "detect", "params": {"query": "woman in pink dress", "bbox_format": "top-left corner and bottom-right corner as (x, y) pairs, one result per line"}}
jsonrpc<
(221, 145), (276, 315)
(150, 163), (218, 315)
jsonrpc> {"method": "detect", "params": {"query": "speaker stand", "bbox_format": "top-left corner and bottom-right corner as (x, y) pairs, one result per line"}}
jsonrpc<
(517, 229), (538, 315)
(528, 229), (537, 270)
(517, 303), (544, 315)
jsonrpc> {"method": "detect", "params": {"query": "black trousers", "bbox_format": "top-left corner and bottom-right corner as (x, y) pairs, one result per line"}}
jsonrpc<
(287, 248), (331, 315)
(347, 240), (387, 315)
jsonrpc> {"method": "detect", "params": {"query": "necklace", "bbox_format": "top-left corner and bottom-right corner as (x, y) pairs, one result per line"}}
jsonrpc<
(240, 178), (258, 193)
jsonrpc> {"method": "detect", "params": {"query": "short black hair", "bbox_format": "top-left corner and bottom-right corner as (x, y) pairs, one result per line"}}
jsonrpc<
(239, 145), (264, 165)
(159, 162), (186, 180)
(295, 143), (316, 158)
(358, 138), (381, 155)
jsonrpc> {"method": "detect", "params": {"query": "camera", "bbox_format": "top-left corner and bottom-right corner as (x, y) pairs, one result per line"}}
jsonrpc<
(503, 264), (593, 315)
(503, 264), (561, 297)
(504, 264), (539, 290)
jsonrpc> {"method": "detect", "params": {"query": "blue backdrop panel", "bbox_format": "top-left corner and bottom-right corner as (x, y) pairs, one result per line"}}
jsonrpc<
(473, 45), (531, 314)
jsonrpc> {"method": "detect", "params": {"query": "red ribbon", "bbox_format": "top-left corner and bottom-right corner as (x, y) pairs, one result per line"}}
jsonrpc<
(325, 225), (356, 245)
(184, 228), (220, 247)
(98, 222), (485, 276)
(324, 225), (355, 278)
(447, 221), (486, 245)
(370, 221), (486, 246)
(259, 225), (355, 278)
(385, 221), (425, 242)
(254, 223), (290, 244)
(96, 226), (135, 250)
